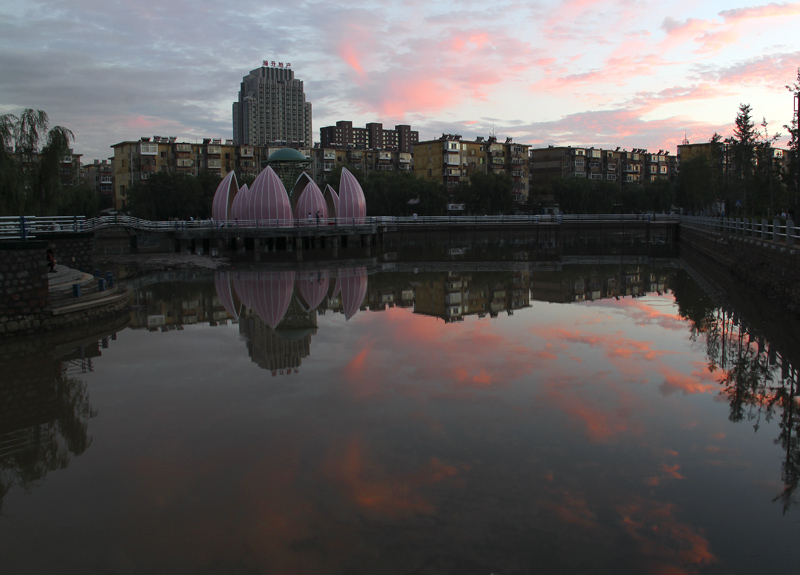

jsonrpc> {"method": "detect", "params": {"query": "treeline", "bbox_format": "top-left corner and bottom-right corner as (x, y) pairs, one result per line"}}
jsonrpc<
(0, 110), (102, 217)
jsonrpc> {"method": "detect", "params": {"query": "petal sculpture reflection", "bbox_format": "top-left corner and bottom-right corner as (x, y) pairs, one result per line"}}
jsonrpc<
(337, 168), (366, 224)
(251, 270), (296, 329)
(339, 266), (368, 320)
(214, 270), (240, 320)
(232, 270), (295, 328)
(233, 270), (256, 309)
(244, 166), (293, 227)
(230, 183), (248, 222)
(295, 180), (327, 226)
(297, 268), (330, 311)
(211, 171), (238, 223)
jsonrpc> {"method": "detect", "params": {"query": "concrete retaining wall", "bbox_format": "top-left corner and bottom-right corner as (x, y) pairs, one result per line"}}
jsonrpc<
(680, 226), (800, 315)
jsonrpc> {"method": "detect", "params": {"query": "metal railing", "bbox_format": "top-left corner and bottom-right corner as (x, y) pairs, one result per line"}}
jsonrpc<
(0, 213), (680, 240)
(680, 215), (799, 247)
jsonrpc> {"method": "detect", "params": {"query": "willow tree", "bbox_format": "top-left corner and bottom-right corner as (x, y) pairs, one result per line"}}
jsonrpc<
(0, 109), (74, 215)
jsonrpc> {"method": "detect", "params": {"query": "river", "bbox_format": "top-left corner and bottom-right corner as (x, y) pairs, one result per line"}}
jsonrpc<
(1, 245), (798, 574)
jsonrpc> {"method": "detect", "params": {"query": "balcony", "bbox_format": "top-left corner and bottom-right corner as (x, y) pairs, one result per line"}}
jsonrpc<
(176, 143), (192, 152)
(207, 159), (222, 169)
(207, 145), (222, 155)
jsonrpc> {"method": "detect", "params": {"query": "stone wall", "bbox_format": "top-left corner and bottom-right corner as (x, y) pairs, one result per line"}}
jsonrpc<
(0, 239), (130, 338)
(0, 241), (50, 335)
(680, 226), (800, 315)
(46, 232), (95, 272)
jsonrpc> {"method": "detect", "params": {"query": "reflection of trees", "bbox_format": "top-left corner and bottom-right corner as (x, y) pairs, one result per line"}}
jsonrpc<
(671, 267), (800, 512)
(0, 371), (96, 514)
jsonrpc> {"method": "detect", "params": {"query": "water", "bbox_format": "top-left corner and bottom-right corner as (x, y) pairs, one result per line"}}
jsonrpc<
(1, 253), (799, 574)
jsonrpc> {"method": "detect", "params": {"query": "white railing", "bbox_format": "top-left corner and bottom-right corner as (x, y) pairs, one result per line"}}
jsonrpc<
(0, 213), (680, 239)
(680, 215), (798, 247)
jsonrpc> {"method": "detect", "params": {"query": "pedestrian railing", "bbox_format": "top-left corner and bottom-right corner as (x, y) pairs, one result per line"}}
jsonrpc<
(680, 215), (799, 247)
(0, 213), (679, 240)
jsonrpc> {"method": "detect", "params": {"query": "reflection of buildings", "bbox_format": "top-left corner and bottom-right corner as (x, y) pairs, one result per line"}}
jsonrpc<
(413, 271), (532, 322)
(530, 266), (668, 303)
(129, 282), (227, 331)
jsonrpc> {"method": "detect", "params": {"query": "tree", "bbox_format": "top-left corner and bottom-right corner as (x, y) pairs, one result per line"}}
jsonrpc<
(675, 155), (715, 213)
(363, 171), (448, 216)
(0, 109), (74, 216)
(728, 104), (757, 215)
(784, 67), (800, 217)
(453, 171), (515, 215)
(127, 172), (203, 220)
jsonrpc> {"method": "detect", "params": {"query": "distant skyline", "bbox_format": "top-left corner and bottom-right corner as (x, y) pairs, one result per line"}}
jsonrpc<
(1, 0), (798, 161)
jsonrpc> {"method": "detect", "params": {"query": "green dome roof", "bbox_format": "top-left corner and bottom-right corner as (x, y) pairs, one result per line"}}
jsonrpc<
(266, 148), (308, 163)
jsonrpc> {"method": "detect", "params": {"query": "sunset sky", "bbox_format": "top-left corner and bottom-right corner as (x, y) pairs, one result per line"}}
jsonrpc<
(1, 0), (799, 161)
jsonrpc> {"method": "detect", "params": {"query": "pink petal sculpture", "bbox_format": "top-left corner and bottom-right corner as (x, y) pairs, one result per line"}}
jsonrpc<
(295, 181), (328, 226)
(323, 184), (339, 220)
(230, 183), (248, 222)
(211, 171), (238, 223)
(243, 166), (293, 227)
(337, 168), (365, 224)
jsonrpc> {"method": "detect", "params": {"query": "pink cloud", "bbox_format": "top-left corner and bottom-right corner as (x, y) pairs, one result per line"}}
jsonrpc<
(720, 2), (800, 22)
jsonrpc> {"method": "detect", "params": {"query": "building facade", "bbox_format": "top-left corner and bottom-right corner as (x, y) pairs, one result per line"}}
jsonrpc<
(319, 121), (419, 153)
(58, 150), (83, 188)
(309, 145), (412, 188)
(412, 135), (530, 203)
(232, 62), (312, 148)
(83, 159), (114, 210)
(111, 136), (313, 210)
(529, 146), (674, 192)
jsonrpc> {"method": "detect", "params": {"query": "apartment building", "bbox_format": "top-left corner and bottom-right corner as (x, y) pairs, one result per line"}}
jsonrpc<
(58, 150), (83, 188)
(319, 121), (419, 153)
(309, 145), (412, 187)
(83, 159), (114, 209)
(232, 62), (312, 148)
(413, 135), (530, 203)
(111, 136), (313, 210)
(529, 146), (673, 191)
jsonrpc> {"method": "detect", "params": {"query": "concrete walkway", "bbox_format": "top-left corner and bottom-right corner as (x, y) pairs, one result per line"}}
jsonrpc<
(47, 265), (130, 313)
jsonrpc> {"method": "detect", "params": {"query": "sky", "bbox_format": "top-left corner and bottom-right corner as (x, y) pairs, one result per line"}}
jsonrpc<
(1, 0), (799, 161)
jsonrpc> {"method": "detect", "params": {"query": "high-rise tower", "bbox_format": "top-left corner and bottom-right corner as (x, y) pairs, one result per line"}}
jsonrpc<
(232, 62), (312, 148)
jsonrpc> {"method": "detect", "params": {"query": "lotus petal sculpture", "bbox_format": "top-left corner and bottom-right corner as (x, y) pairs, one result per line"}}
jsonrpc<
(230, 183), (248, 222)
(323, 184), (339, 220)
(242, 166), (293, 227)
(337, 168), (366, 224)
(211, 171), (239, 223)
(295, 180), (327, 226)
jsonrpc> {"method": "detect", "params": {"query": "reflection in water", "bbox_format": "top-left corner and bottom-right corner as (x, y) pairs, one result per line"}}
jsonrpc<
(0, 326), (124, 513)
(4, 256), (800, 573)
(672, 263), (800, 513)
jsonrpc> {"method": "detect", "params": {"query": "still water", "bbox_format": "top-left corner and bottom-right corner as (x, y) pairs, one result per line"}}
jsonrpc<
(1, 253), (799, 574)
